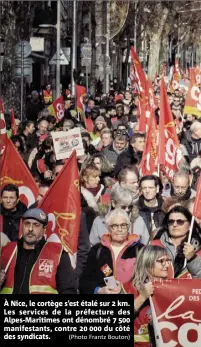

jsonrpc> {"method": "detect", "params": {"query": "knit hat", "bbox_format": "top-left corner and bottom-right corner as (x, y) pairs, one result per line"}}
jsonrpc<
(95, 116), (106, 125)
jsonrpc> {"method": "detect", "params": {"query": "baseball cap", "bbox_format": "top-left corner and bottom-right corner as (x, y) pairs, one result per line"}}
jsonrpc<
(22, 208), (48, 226)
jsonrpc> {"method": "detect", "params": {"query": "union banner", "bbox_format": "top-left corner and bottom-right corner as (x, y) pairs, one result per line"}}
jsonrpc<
(151, 278), (201, 346)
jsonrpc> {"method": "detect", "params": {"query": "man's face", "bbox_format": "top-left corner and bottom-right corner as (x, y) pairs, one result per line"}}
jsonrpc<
(185, 114), (194, 122)
(172, 176), (189, 197)
(101, 134), (112, 147)
(141, 179), (158, 201)
(37, 186), (49, 202)
(38, 121), (49, 135)
(1, 190), (18, 210)
(27, 123), (35, 134)
(88, 100), (95, 110)
(131, 137), (145, 152)
(116, 107), (123, 117)
(115, 138), (127, 151)
(63, 120), (73, 131)
(121, 172), (139, 195)
(23, 218), (45, 246)
(46, 84), (51, 92)
(192, 127), (201, 139)
(125, 92), (131, 100)
(65, 100), (72, 109)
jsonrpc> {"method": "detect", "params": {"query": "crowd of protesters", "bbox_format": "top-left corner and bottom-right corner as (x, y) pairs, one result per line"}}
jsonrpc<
(1, 72), (201, 346)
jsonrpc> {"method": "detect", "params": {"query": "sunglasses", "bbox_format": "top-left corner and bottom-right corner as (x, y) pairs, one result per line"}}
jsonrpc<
(167, 219), (188, 226)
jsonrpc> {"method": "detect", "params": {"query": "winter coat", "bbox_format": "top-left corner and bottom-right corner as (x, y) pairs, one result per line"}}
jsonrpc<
(113, 145), (142, 178)
(138, 195), (165, 236)
(181, 129), (201, 162)
(79, 234), (144, 294)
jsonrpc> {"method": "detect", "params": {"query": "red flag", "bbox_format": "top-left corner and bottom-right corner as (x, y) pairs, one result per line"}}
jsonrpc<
(38, 151), (81, 257)
(0, 112), (8, 154)
(0, 139), (38, 207)
(10, 109), (17, 135)
(158, 79), (182, 180)
(184, 67), (201, 118)
(140, 108), (158, 175)
(151, 279), (201, 346)
(47, 95), (65, 122)
(76, 85), (87, 122)
(193, 174), (201, 219)
(130, 46), (147, 95)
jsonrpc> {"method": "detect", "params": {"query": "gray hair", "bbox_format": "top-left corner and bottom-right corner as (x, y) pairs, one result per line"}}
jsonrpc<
(190, 121), (201, 133)
(133, 245), (170, 291)
(111, 185), (133, 207)
(173, 169), (189, 182)
(105, 208), (130, 228)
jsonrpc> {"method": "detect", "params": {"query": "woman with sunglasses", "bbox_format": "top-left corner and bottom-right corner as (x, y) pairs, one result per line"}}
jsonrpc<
(122, 245), (172, 346)
(79, 208), (144, 294)
(151, 205), (201, 278)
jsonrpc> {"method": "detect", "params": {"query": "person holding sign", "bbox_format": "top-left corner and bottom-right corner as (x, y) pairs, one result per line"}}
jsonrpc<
(122, 245), (172, 346)
(151, 205), (201, 279)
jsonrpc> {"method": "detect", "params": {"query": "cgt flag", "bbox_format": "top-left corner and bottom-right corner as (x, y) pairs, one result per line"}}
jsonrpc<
(184, 67), (201, 118)
(151, 279), (201, 346)
(38, 151), (81, 266)
(0, 139), (38, 207)
(47, 95), (65, 122)
(158, 78), (182, 180)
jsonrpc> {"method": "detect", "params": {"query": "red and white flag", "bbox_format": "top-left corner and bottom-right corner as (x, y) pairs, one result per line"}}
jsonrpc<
(47, 95), (65, 122)
(0, 139), (38, 207)
(184, 67), (201, 118)
(38, 151), (81, 266)
(158, 79), (182, 180)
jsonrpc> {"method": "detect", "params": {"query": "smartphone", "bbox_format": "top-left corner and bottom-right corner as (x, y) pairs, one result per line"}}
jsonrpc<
(104, 276), (118, 289)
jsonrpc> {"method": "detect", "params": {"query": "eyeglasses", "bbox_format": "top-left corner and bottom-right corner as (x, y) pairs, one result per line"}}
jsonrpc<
(167, 219), (188, 226)
(120, 205), (133, 211)
(110, 223), (129, 231)
(156, 258), (172, 266)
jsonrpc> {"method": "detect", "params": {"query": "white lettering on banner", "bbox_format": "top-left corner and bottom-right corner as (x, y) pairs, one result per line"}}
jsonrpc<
(19, 186), (35, 207)
(56, 103), (64, 120)
(190, 85), (201, 111)
(165, 138), (177, 166)
(195, 74), (201, 85)
(39, 259), (53, 278)
(47, 213), (56, 232)
(156, 296), (201, 347)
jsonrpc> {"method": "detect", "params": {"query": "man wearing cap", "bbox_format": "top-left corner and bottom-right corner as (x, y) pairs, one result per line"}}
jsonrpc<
(0, 208), (77, 294)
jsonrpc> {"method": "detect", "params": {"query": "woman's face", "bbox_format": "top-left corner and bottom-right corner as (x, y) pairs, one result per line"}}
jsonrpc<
(151, 255), (171, 279)
(93, 158), (102, 171)
(84, 173), (100, 188)
(96, 122), (105, 131)
(109, 215), (129, 244)
(168, 212), (190, 240)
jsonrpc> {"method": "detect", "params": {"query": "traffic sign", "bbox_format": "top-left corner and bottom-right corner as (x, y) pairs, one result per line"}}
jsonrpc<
(49, 49), (69, 65)
(15, 41), (32, 58)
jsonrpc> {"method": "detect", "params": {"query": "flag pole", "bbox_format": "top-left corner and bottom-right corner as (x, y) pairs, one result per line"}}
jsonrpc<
(183, 215), (195, 268)
(149, 296), (164, 346)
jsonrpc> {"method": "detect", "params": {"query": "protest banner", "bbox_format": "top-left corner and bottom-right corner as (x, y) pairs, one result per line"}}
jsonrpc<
(151, 278), (201, 346)
(51, 127), (84, 160)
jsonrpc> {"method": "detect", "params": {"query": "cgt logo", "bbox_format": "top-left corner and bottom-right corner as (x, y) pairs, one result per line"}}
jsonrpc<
(39, 259), (53, 278)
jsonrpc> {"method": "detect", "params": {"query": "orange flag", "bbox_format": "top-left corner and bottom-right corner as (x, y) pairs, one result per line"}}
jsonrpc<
(158, 79), (182, 180)
(76, 85), (87, 122)
(0, 112), (8, 155)
(0, 98), (4, 113)
(193, 174), (201, 219)
(0, 139), (38, 207)
(11, 109), (17, 135)
(184, 67), (201, 118)
(47, 95), (65, 122)
(169, 58), (181, 92)
(38, 151), (81, 259)
(140, 108), (158, 176)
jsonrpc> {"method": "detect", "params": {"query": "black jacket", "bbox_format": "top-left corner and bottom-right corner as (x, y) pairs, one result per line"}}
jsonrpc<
(1, 201), (27, 241)
(138, 195), (165, 235)
(12, 238), (77, 294)
(113, 145), (142, 178)
(181, 129), (201, 162)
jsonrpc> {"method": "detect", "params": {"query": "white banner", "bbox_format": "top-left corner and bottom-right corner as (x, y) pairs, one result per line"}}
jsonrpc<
(51, 128), (84, 160)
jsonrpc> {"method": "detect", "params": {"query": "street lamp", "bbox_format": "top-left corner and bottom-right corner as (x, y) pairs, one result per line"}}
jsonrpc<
(39, 0), (60, 99)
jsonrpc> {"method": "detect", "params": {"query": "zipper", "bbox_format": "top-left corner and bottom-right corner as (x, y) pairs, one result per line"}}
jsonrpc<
(18, 251), (33, 294)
